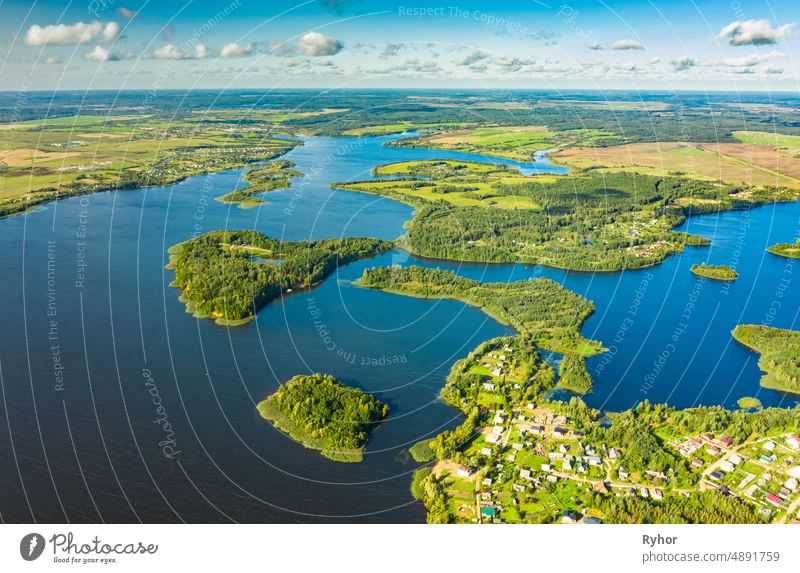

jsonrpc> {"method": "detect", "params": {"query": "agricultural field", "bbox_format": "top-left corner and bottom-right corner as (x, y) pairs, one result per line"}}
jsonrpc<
(390, 124), (618, 160)
(733, 130), (800, 154)
(552, 141), (800, 189)
(0, 113), (300, 218)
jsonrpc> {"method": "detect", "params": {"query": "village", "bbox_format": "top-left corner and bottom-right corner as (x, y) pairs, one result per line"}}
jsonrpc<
(427, 339), (800, 524)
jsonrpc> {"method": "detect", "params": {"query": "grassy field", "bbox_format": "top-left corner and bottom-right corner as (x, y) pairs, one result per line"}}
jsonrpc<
(733, 130), (800, 154)
(553, 141), (800, 189)
(338, 160), (545, 210)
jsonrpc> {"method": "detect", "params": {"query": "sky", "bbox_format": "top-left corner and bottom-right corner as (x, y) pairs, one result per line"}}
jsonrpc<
(0, 0), (798, 91)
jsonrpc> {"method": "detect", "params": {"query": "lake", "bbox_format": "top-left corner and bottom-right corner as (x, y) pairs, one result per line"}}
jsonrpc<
(0, 133), (797, 523)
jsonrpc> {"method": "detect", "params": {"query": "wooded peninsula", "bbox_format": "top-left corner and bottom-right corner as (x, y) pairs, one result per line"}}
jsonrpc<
(168, 230), (390, 325)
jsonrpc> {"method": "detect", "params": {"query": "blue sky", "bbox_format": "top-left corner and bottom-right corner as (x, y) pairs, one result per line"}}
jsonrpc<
(0, 0), (798, 90)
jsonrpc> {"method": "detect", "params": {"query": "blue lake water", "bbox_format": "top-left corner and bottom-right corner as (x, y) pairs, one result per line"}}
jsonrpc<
(0, 133), (797, 523)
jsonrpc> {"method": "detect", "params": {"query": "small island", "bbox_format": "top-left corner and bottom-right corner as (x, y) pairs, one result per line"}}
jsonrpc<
(767, 239), (800, 259)
(257, 374), (389, 462)
(168, 230), (390, 325)
(690, 263), (738, 281)
(216, 160), (302, 208)
(732, 325), (800, 394)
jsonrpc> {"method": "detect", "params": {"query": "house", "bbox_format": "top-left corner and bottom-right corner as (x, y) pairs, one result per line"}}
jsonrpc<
(492, 426), (504, 435)
(763, 440), (776, 451)
(691, 457), (704, 469)
(788, 466), (800, 479)
(482, 477), (493, 487)
(485, 433), (499, 444)
(594, 482), (609, 494)
(563, 460), (573, 471)
(618, 468), (629, 480)
(481, 447), (493, 456)
(513, 442), (523, 451)
(561, 510), (581, 523)
(640, 487), (649, 498)
(541, 464), (552, 472)
(717, 486), (731, 496)
(608, 448), (619, 460)
(456, 465), (473, 478)
(652, 489), (664, 501)
(512, 483), (526, 492)
(483, 382), (496, 391)
(706, 444), (721, 456)
(546, 474), (558, 483)
(785, 477), (798, 491)
(553, 427), (568, 437)
(702, 433), (715, 441)
(587, 456), (603, 466)
(709, 470), (724, 481)
(759, 454), (773, 464)
(787, 436), (800, 450)
(766, 493), (783, 507)
(718, 435), (734, 448)
(729, 454), (743, 466)
(490, 368), (502, 377)
(519, 469), (531, 479)
(530, 424), (545, 434)
(719, 461), (735, 473)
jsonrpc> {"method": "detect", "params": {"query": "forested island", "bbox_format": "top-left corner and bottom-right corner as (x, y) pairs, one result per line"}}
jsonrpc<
(767, 240), (800, 259)
(333, 160), (798, 272)
(732, 325), (800, 394)
(216, 160), (302, 208)
(257, 374), (389, 462)
(357, 265), (603, 357)
(690, 263), (739, 281)
(168, 230), (390, 325)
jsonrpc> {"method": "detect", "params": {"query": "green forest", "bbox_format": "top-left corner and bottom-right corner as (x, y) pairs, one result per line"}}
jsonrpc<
(257, 374), (389, 463)
(332, 162), (797, 271)
(732, 325), (800, 394)
(168, 230), (390, 324)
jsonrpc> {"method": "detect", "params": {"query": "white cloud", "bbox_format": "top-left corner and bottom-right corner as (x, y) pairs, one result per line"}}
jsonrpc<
(587, 41), (603, 50)
(649, 57), (661, 64)
(117, 7), (137, 19)
(152, 43), (210, 60)
(282, 58), (309, 68)
(763, 66), (784, 74)
(723, 51), (785, 67)
(296, 32), (343, 56)
(381, 43), (403, 57)
(42, 55), (62, 65)
(716, 19), (794, 46)
(610, 39), (644, 50)
(670, 56), (695, 71)
(25, 21), (119, 46)
(84, 45), (134, 61)
(455, 50), (489, 66)
(220, 42), (255, 58)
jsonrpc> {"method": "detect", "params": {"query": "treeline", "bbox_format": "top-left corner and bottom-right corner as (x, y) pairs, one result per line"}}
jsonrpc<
(593, 490), (764, 524)
(557, 354), (593, 394)
(732, 325), (800, 394)
(170, 230), (390, 321)
(261, 374), (388, 452)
